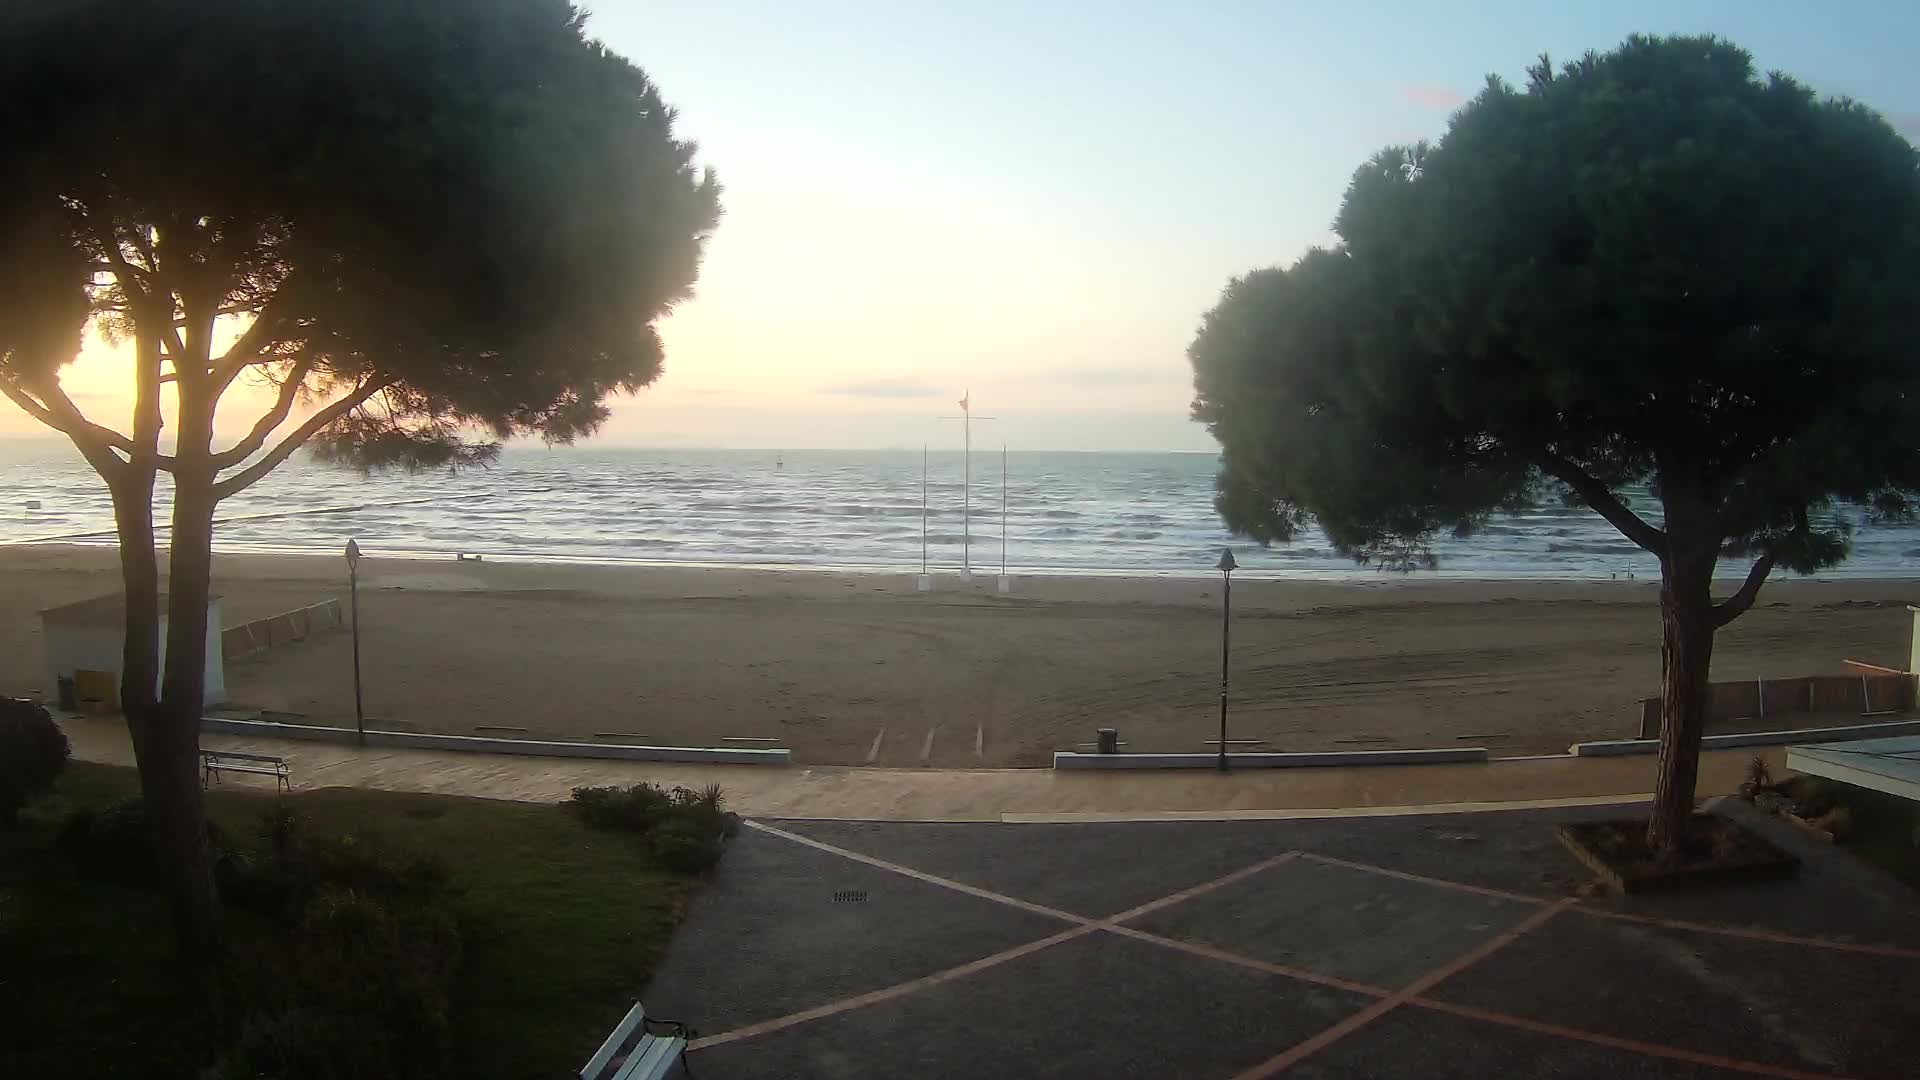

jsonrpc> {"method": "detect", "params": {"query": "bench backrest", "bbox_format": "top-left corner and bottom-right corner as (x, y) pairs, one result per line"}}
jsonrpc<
(204, 750), (286, 765)
(580, 1001), (649, 1080)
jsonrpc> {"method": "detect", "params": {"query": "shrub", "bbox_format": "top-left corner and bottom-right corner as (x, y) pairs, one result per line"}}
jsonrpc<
(0, 698), (69, 821)
(568, 782), (734, 872)
(205, 1008), (404, 1080)
(209, 889), (461, 1080)
(1812, 806), (1856, 841)
(566, 783), (673, 833)
(650, 816), (724, 875)
(62, 797), (237, 885)
(221, 807), (453, 920)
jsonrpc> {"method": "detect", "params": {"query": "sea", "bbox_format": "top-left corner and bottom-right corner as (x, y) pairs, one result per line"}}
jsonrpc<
(1, 440), (1916, 579)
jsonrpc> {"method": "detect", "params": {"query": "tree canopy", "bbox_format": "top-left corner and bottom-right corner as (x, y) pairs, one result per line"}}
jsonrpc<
(0, 0), (720, 950)
(1, 0), (721, 476)
(1193, 35), (1920, 584)
(1190, 34), (1920, 854)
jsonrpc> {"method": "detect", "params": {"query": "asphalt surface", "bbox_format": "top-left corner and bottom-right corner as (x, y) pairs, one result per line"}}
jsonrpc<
(644, 800), (1920, 1078)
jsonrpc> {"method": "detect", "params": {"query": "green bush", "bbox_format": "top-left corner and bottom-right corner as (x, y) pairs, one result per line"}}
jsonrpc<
(208, 888), (461, 1080)
(565, 782), (734, 874)
(222, 807), (453, 920)
(650, 816), (723, 875)
(61, 797), (237, 885)
(205, 1009), (404, 1080)
(0, 698), (69, 821)
(566, 783), (673, 833)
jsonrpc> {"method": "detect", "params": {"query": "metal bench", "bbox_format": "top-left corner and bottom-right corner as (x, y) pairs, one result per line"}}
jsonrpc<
(580, 1001), (691, 1080)
(201, 749), (291, 793)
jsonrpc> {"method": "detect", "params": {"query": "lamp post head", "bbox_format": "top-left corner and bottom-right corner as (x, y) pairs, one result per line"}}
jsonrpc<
(345, 539), (361, 566)
(1216, 547), (1237, 574)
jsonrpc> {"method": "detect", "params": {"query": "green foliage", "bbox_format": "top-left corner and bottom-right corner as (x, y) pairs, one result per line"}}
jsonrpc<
(0, 0), (722, 467)
(0, 698), (68, 820)
(221, 805), (455, 921)
(650, 817), (725, 875)
(567, 783), (733, 872)
(1191, 34), (1920, 573)
(59, 796), (239, 885)
(567, 782), (675, 833)
(6, 764), (696, 1079)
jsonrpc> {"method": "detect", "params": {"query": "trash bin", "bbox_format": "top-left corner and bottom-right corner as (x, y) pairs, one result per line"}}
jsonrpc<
(56, 675), (77, 713)
(1096, 727), (1119, 754)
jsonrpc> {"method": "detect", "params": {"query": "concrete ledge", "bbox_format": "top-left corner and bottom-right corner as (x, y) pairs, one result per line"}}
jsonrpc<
(1051, 747), (1488, 770)
(1571, 717), (1920, 757)
(199, 716), (791, 765)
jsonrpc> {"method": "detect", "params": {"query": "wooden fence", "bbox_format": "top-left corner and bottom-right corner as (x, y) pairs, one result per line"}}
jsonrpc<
(1636, 672), (1916, 739)
(221, 598), (344, 662)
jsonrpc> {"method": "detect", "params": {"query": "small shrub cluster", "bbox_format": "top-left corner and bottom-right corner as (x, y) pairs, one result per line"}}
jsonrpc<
(566, 782), (736, 874)
(0, 697), (69, 822)
(208, 807), (463, 1079)
(59, 797), (235, 883)
(219, 805), (453, 921)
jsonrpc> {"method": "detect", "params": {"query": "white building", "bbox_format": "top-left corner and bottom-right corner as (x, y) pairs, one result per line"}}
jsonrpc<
(39, 593), (225, 710)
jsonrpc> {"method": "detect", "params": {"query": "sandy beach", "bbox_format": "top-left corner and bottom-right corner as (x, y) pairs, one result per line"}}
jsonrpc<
(3, 544), (1915, 766)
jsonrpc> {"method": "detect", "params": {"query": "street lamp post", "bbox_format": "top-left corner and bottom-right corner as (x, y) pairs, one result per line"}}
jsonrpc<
(346, 539), (365, 747)
(1216, 547), (1237, 772)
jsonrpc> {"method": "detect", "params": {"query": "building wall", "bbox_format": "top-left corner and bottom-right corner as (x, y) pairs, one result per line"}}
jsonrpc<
(41, 598), (226, 708)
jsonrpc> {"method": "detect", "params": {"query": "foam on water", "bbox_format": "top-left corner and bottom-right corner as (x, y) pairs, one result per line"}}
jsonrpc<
(1, 441), (1916, 579)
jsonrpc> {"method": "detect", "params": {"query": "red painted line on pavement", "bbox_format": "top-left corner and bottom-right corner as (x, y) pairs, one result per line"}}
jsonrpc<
(1102, 853), (1297, 924)
(1302, 849), (1920, 961)
(1102, 925), (1390, 999)
(1231, 899), (1577, 1079)
(1407, 998), (1855, 1080)
(696, 830), (1300, 1053)
(746, 820), (1091, 925)
(688, 924), (1096, 1052)
(1579, 908), (1920, 962)
(1294, 851), (1546, 904)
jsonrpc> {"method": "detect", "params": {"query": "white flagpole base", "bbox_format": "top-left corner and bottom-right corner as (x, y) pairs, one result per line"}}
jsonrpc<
(996, 575), (1012, 594)
(915, 574), (932, 592)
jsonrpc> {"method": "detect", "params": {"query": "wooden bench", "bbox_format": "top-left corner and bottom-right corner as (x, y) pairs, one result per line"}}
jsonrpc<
(580, 1001), (691, 1080)
(201, 749), (291, 793)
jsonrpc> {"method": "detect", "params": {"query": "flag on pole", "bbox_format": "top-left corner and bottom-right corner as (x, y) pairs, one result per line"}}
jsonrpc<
(958, 390), (969, 413)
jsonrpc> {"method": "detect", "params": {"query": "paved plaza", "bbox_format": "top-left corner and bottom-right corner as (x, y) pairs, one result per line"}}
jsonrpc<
(647, 801), (1920, 1078)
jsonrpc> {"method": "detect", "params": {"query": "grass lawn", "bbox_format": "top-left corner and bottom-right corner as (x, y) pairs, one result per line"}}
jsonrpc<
(0, 763), (700, 1079)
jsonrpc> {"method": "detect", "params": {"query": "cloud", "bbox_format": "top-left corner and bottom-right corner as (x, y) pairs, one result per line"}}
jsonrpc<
(1399, 84), (1464, 110)
(818, 378), (944, 399)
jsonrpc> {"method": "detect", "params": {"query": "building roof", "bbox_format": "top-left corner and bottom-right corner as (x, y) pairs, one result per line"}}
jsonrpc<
(1786, 735), (1920, 803)
(38, 593), (220, 627)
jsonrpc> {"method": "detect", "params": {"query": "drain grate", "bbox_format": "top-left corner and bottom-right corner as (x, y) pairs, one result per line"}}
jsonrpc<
(833, 889), (868, 903)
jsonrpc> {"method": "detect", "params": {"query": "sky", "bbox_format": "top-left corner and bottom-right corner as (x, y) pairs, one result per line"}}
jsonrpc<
(12, 0), (1920, 452)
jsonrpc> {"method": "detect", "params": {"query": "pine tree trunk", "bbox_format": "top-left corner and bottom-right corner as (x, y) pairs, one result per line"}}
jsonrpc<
(1647, 524), (1718, 859)
(150, 471), (222, 952)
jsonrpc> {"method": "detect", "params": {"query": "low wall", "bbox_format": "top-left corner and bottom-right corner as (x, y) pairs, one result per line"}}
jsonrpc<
(221, 599), (344, 662)
(1052, 747), (1488, 770)
(1574, 717), (1920, 757)
(198, 716), (792, 765)
(1635, 672), (1916, 738)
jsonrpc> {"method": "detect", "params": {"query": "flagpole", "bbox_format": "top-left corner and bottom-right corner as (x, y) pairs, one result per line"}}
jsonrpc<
(938, 391), (993, 583)
(963, 392), (971, 580)
(1000, 444), (1007, 578)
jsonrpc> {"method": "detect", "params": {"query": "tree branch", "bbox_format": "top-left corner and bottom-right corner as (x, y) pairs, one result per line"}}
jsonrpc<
(211, 377), (394, 500)
(1713, 552), (1777, 628)
(210, 356), (313, 469)
(1534, 451), (1668, 556)
(0, 375), (129, 478)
